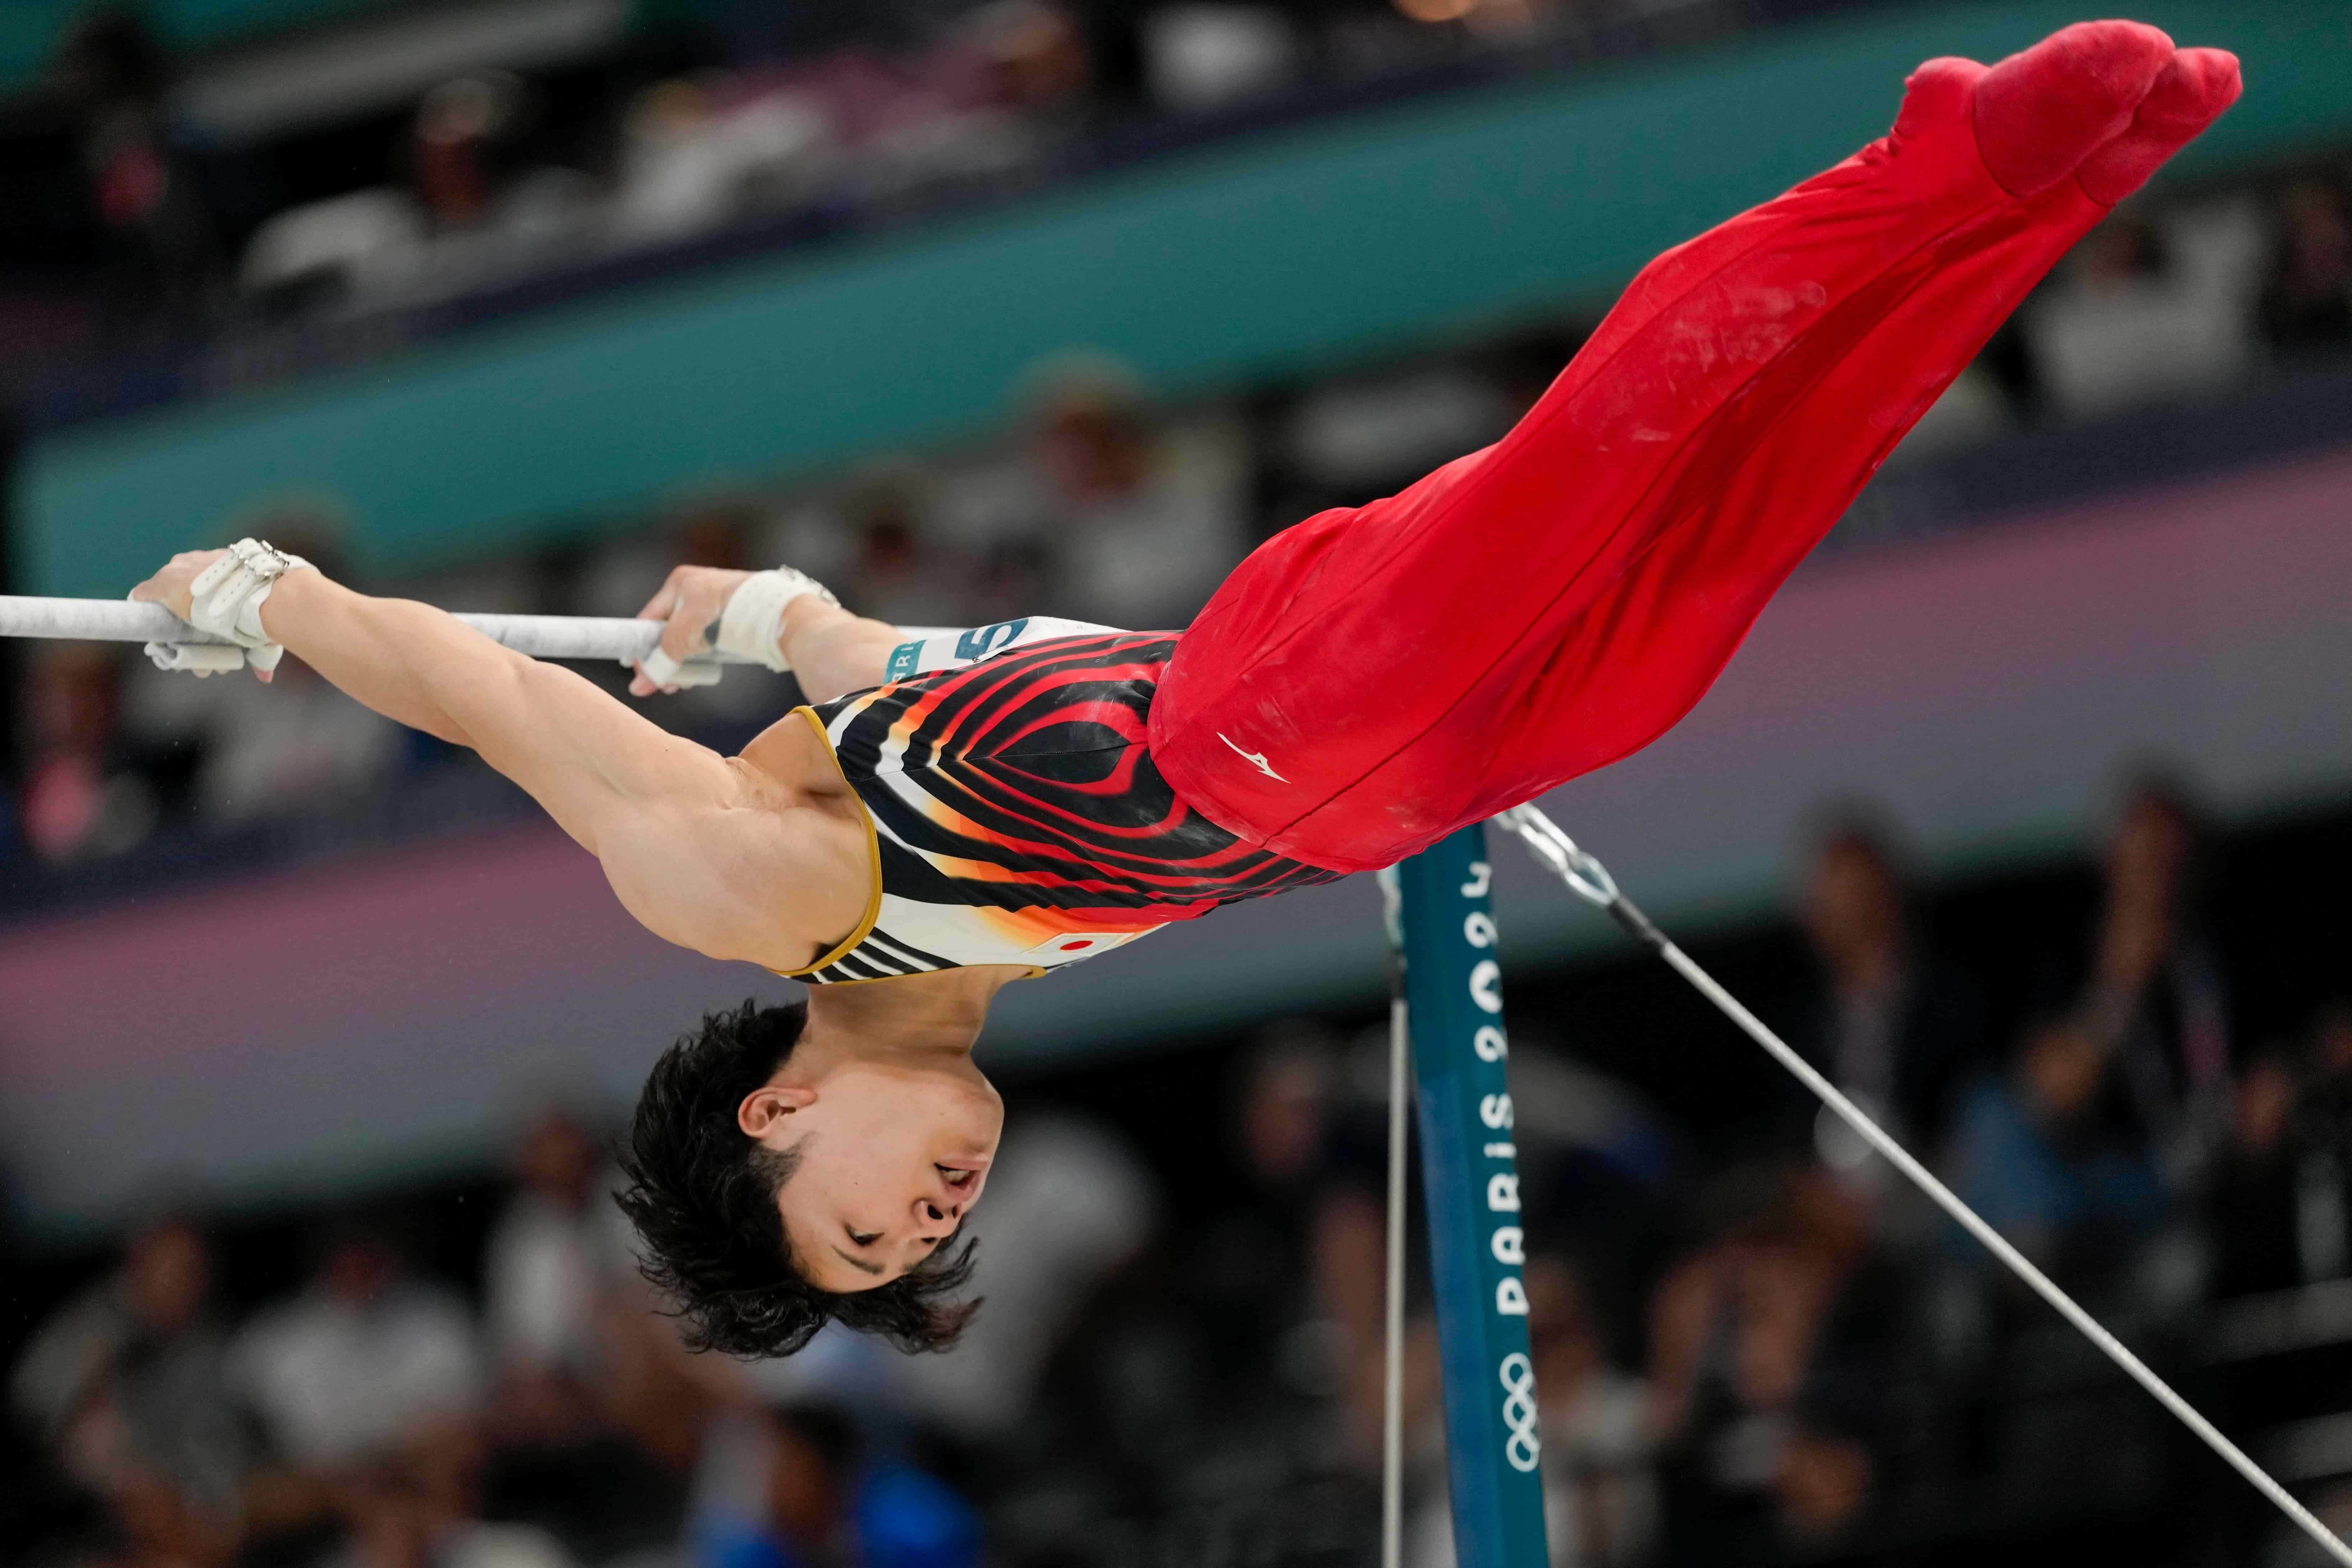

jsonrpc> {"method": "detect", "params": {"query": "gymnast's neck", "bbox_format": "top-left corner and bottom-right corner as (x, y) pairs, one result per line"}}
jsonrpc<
(799, 965), (1024, 1058)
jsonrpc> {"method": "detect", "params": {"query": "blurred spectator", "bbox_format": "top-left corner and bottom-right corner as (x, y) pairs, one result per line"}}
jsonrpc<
(699, 1401), (980, 1568)
(1403, 1248), (1660, 1568)
(792, 0), (1102, 194)
(2204, 1047), (2308, 1299)
(943, 359), (1251, 627)
(2305, 1002), (2352, 1146)
(1942, 1015), (2169, 1290)
(897, 1112), (1156, 1437)
(584, 491), (775, 616)
(484, 1104), (633, 1406)
(965, 0), (1099, 135)
(1527, 1252), (1655, 1566)
(2026, 202), (2259, 417)
(1183, 1024), (1344, 1392)
(324, 1429), (574, 1568)
(1504, 1039), (1685, 1289)
(408, 74), (578, 242)
(2299, 1001), (2352, 1284)
(1769, 1415), (1876, 1555)
(611, 76), (832, 242)
(1479, 328), (1583, 422)
(2203, 1006), (2352, 1300)
(14, 643), (157, 862)
(159, 656), (404, 825)
(1647, 1164), (1899, 1561)
(47, 7), (224, 332)
(1272, 362), (1511, 513)
(2070, 777), (2234, 1186)
(231, 1218), (483, 1471)
(1882, 363), (2011, 462)
(1258, 330), (1572, 538)
(11, 1214), (251, 1523)
(2257, 173), (2352, 353)
(827, 462), (969, 629)
(240, 74), (592, 308)
(1789, 818), (1984, 1158)
(1142, 6), (1300, 111)
(479, 1105), (695, 1561)
(990, 1026), (1372, 1550)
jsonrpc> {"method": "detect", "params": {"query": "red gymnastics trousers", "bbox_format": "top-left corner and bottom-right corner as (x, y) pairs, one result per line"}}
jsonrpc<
(1149, 21), (2239, 875)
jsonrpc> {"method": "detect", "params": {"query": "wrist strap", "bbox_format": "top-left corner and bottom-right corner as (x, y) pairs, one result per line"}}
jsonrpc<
(186, 538), (313, 648)
(152, 538), (313, 676)
(715, 568), (838, 674)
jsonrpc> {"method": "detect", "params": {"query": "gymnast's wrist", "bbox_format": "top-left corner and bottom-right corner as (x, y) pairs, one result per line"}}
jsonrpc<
(251, 563), (332, 641)
(716, 567), (840, 673)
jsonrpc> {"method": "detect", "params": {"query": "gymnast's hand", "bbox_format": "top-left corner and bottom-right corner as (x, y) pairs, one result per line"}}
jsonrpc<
(129, 549), (224, 623)
(130, 549), (271, 681)
(630, 564), (751, 696)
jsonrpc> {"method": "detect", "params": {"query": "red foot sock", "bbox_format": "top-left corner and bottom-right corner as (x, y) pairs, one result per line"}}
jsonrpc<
(2075, 46), (2242, 204)
(1973, 20), (2174, 197)
(1892, 55), (1987, 139)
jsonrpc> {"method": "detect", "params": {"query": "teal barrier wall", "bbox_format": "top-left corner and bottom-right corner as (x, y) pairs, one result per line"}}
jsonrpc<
(2, 0), (400, 91)
(21, 0), (2350, 597)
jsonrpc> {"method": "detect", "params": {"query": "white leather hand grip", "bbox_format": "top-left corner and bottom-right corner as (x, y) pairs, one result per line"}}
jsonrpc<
(714, 568), (839, 674)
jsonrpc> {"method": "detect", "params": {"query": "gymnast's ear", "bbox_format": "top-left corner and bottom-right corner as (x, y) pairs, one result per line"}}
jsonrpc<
(738, 1084), (818, 1137)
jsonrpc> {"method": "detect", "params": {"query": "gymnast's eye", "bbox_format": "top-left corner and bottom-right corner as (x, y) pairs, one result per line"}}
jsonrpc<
(846, 1228), (880, 1247)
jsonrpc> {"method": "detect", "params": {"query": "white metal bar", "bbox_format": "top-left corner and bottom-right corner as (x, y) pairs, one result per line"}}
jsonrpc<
(1383, 991), (1410, 1568)
(0, 595), (955, 668)
(0, 595), (736, 664)
(1495, 804), (2352, 1568)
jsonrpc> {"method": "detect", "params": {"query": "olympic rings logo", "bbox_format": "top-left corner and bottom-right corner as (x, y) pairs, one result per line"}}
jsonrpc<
(1499, 1352), (1541, 1473)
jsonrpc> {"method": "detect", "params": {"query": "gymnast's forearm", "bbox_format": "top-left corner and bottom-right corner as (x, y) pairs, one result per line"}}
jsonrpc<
(257, 572), (505, 748)
(778, 598), (906, 705)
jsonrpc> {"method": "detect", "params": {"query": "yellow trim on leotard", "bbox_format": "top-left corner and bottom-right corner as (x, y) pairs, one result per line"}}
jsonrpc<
(772, 705), (884, 980)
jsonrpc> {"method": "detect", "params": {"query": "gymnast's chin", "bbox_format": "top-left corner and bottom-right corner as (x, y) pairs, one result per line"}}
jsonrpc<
(615, 989), (1001, 1360)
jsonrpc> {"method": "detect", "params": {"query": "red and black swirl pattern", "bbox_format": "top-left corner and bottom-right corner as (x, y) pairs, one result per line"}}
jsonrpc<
(817, 633), (1340, 918)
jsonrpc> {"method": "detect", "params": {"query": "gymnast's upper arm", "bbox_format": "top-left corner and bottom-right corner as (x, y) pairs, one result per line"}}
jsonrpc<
(451, 657), (856, 962)
(443, 651), (731, 849)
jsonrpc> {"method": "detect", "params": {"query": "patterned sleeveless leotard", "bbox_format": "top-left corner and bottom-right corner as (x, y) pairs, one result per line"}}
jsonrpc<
(782, 618), (1339, 984)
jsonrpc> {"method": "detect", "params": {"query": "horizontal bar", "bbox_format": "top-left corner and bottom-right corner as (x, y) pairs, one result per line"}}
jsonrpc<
(0, 595), (955, 667)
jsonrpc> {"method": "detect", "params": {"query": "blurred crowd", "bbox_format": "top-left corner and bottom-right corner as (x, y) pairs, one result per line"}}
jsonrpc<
(0, 0), (1735, 371)
(5, 1), (2350, 389)
(11, 772), (2352, 1568)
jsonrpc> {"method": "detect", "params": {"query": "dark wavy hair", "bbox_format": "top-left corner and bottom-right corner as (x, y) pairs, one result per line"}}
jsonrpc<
(614, 999), (980, 1358)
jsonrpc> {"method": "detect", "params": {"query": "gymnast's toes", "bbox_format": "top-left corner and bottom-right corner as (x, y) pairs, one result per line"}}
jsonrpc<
(1972, 20), (2176, 197)
(2074, 46), (2242, 204)
(1892, 56), (1987, 138)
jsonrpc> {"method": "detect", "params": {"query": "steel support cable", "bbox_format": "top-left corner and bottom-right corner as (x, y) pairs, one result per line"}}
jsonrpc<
(1491, 803), (2352, 1568)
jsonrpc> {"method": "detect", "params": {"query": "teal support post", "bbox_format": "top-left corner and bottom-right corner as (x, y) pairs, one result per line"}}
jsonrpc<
(1390, 824), (1549, 1568)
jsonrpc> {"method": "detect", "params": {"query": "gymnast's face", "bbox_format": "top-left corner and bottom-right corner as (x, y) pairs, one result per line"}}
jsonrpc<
(738, 1051), (1001, 1292)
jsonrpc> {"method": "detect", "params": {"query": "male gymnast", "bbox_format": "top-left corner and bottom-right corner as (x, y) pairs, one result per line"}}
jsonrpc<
(133, 21), (2238, 1358)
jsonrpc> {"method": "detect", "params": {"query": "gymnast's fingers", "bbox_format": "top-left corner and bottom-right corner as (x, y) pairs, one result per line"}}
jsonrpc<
(128, 548), (227, 621)
(633, 578), (679, 624)
(630, 571), (702, 696)
(659, 588), (722, 665)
